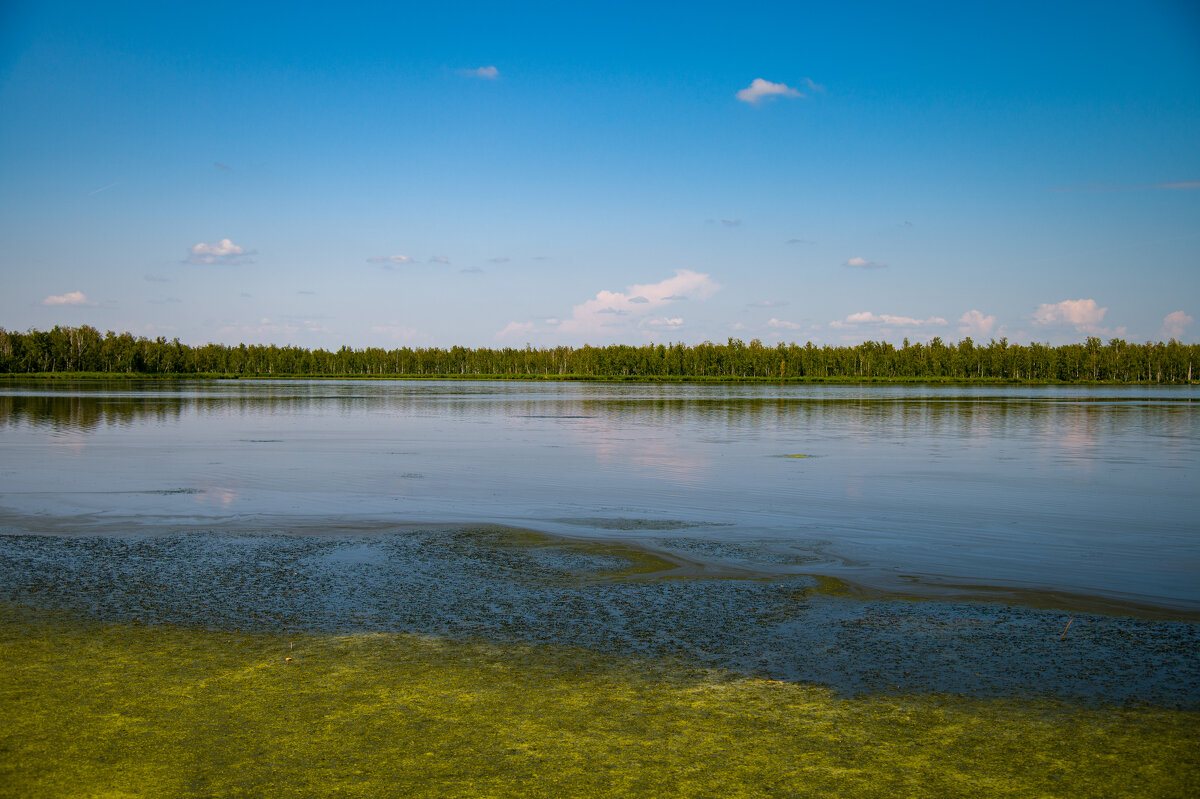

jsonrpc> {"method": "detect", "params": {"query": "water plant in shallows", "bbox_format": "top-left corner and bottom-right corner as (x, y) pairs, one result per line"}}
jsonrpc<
(1, 606), (1196, 798)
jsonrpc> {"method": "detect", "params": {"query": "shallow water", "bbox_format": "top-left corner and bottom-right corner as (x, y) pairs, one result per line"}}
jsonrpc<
(6, 606), (1196, 799)
(1, 379), (1196, 610)
(3, 527), (1197, 703)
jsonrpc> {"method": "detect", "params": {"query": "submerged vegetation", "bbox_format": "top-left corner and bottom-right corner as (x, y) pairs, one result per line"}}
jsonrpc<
(1, 325), (1197, 381)
(2, 606), (1197, 798)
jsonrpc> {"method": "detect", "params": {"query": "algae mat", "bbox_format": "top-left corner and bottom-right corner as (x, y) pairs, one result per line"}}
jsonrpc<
(1, 609), (1197, 798)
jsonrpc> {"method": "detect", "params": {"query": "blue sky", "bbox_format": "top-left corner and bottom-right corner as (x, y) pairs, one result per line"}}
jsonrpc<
(2, 0), (1198, 348)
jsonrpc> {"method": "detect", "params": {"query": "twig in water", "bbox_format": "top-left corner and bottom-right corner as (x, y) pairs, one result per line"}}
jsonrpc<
(1060, 617), (1074, 640)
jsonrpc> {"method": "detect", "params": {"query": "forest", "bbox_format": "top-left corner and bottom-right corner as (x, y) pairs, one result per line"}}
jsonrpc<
(0, 325), (1196, 382)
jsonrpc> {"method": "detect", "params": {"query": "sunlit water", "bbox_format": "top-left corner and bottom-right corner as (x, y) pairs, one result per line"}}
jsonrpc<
(1, 380), (1197, 611)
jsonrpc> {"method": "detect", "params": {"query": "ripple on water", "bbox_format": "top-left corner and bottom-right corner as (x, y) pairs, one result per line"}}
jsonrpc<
(0, 527), (1196, 707)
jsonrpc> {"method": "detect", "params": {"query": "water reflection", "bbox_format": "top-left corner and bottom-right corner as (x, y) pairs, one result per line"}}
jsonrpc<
(1, 381), (1193, 446)
(1, 380), (1196, 608)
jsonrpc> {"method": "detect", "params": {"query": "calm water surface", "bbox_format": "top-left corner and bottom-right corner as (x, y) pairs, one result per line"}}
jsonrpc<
(1, 380), (1196, 611)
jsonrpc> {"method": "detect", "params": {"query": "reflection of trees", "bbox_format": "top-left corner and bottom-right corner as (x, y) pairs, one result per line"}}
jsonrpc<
(2, 326), (1197, 382)
(556, 395), (1195, 443)
(4, 386), (1189, 447)
(0, 394), (183, 432)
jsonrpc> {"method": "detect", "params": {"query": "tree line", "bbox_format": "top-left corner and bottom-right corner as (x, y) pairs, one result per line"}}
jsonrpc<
(0, 325), (1195, 382)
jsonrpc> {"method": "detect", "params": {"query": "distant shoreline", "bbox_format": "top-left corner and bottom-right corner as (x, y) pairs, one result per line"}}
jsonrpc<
(3, 372), (1196, 385)
(3, 326), (1196, 383)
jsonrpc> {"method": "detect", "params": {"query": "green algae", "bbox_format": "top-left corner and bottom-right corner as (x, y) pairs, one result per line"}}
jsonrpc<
(1, 607), (1196, 798)
(451, 524), (741, 582)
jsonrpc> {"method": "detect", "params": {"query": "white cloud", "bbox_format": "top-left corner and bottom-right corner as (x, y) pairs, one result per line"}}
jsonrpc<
(370, 324), (429, 343)
(459, 65), (499, 79)
(1032, 299), (1108, 333)
(500, 271), (719, 342)
(1161, 310), (1193, 340)
(736, 78), (803, 104)
(429, 255), (450, 264)
(844, 256), (887, 269)
(367, 255), (413, 265)
(767, 318), (802, 330)
(750, 300), (788, 308)
(830, 311), (947, 329)
(192, 238), (243, 256)
(488, 256), (510, 263)
(495, 321), (535, 339)
(957, 309), (997, 338)
(641, 317), (684, 329)
(42, 290), (96, 306)
(187, 238), (251, 265)
(217, 318), (331, 339)
(557, 269), (719, 338)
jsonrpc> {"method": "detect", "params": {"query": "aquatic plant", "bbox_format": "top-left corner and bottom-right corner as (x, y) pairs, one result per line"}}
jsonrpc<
(1, 606), (1196, 798)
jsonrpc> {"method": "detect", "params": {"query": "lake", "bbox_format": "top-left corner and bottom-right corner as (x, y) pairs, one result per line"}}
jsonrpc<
(2, 379), (1198, 702)
(2, 380), (1196, 608)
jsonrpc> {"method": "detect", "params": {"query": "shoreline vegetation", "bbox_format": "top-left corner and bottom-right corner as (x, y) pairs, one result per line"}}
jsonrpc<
(2, 325), (1196, 382)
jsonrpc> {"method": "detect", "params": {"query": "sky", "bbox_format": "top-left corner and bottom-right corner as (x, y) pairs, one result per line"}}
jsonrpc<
(1, 0), (1198, 349)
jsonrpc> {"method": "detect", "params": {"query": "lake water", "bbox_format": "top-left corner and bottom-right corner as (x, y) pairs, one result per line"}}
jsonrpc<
(1, 379), (1196, 613)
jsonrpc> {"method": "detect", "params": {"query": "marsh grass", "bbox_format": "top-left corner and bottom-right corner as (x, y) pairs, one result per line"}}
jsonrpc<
(1, 606), (1196, 798)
